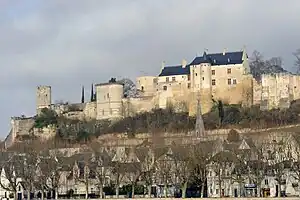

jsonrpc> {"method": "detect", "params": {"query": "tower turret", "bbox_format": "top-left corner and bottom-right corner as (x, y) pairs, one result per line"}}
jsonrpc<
(36, 85), (52, 114)
(95, 82), (124, 120)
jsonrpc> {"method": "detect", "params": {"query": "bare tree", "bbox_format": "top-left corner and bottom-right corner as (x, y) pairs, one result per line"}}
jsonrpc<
(154, 147), (175, 198)
(191, 141), (214, 198)
(293, 49), (300, 74)
(73, 153), (94, 199)
(88, 142), (112, 199)
(124, 147), (147, 198)
(0, 153), (20, 200)
(138, 146), (156, 198)
(111, 147), (127, 198)
(268, 140), (291, 197)
(247, 146), (267, 197)
(250, 51), (286, 80)
(111, 161), (125, 198)
(230, 160), (246, 197)
(172, 145), (194, 198)
(20, 152), (38, 200)
(212, 151), (237, 197)
(35, 155), (63, 200)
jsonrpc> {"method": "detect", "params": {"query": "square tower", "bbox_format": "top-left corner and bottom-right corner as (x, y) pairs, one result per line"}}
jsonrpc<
(36, 86), (52, 114)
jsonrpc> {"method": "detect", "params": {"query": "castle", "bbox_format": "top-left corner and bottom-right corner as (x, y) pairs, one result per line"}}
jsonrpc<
(4, 48), (300, 148)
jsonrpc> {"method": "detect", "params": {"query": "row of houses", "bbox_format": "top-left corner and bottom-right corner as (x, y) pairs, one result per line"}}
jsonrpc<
(1, 130), (300, 199)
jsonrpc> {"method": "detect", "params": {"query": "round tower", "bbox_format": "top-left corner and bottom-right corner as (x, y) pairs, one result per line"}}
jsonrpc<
(36, 85), (52, 114)
(199, 52), (213, 113)
(95, 82), (124, 120)
(189, 51), (213, 115)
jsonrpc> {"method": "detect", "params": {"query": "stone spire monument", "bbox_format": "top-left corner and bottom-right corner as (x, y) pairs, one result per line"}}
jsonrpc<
(194, 93), (206, 139)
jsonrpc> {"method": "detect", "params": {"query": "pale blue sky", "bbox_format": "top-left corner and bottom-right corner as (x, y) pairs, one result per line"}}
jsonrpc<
(1, 0), (300, 138)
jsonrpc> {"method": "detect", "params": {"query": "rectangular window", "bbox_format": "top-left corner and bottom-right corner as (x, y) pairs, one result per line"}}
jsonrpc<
(166, 77), (169, 82)
(195, 73), (198, 76)
(227, 68), (231, 74)
(212, 70), (215, 75)
(188, 75), (190, 81)
(212, 79), (216, 85)
(172, 77), (176, 82)
(228, 79), (232, 85)
(202, 77), (204, 80)
(265, 179), (268, 185)
(187, 83), (191, 88)
(163, 86), (167, 91)
(233, 79), (237, 84)
(107, 93), (110, 98)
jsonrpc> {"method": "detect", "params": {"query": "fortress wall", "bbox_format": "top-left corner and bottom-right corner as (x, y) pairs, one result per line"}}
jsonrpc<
(212, 74), (253, 105)
(33, 126), (57, 141)
(253, 78), (262, 105)
(83, 102), (97, 120)
(11, 117), (35, 137)
(63, 111), (85, 120)
(51, 104), (69, 115)
(123, 96), (155, 116)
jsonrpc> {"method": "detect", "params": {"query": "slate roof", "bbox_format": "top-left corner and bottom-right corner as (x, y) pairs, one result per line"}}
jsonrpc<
(159, 65), (190, 77)
(158, 51), (244, 77)
(190, 51), (244, 66)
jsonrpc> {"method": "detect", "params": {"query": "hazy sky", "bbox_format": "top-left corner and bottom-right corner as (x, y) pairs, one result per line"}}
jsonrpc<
(0, 0), (300, 138)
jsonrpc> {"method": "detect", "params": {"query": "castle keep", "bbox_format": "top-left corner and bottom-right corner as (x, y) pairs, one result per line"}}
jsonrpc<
(5, 48), (300, 148)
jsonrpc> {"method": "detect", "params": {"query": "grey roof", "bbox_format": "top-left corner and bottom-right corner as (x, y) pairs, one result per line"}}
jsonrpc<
(190, 51), (244, 66)
(159, 65), (190, 77)
(158, 51), (244, 77)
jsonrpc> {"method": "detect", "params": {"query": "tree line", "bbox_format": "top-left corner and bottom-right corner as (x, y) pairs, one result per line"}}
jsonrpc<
(3, 130), (300, 199)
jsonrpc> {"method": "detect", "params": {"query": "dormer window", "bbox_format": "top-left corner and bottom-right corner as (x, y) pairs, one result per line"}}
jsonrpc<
(172, 77), (176, 82)
(166, 77), (169, 82)
(228, 58), (231, 62)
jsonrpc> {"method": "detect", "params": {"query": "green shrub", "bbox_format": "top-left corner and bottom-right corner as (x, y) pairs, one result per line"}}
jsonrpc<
(34, 108), (58, 128)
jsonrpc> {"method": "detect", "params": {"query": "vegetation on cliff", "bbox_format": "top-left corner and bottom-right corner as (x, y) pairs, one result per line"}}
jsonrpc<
(32, 100), (300, 143)
(33, 108), (58, 129)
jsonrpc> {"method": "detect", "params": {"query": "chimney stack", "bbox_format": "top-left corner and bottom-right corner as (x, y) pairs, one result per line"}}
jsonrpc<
(223, 48), (227, 55)
(182, 59), (187, 68)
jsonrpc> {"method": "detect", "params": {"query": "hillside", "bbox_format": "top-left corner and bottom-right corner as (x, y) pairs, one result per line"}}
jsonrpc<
(25, 101), (300, 145)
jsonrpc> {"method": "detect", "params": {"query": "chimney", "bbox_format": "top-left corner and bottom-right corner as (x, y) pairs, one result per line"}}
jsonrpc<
(223, 48), (227, 55)
(182, 59), (187, 68)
